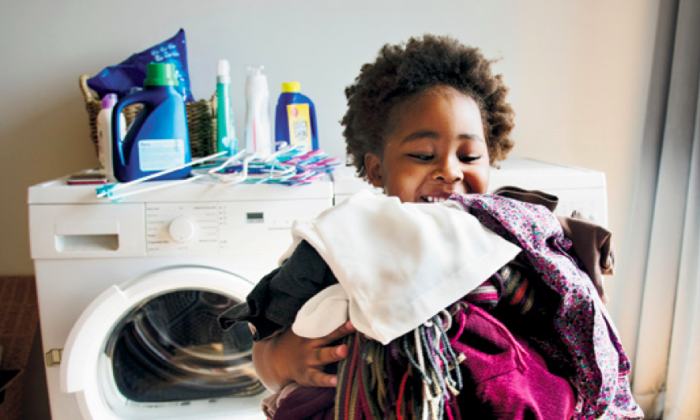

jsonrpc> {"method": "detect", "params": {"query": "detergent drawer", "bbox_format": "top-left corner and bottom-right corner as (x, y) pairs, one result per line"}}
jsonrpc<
(29, 204), (146, 259)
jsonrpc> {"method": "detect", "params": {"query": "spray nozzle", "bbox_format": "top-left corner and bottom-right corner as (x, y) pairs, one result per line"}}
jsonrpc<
(247, 66), (265, 76)
(217, 59), (231, 84)
(217, 59), (230, 77)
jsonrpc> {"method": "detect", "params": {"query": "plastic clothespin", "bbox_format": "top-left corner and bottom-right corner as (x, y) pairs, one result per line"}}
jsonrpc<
(95, 184), (125, 202)
(206, 152), (257, 184)
(266, 144), (308, 163)
(96, 151), (228, 202)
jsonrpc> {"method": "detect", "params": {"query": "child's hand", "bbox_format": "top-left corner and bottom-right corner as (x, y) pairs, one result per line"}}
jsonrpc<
(252, 321), (356, 391)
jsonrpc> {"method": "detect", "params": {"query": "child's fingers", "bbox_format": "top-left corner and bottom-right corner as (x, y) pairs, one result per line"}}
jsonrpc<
(290, 344), (347, 387)
(308, 343), (348, 368)
(298, 369), (339, 388)
(314, 320), (356, 346)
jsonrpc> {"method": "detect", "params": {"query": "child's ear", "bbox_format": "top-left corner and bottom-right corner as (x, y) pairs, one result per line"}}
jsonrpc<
(364, 153), (384, 188)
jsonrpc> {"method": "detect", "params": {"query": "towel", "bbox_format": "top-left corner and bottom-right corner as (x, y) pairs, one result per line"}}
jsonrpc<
(284, 190), (521, 344)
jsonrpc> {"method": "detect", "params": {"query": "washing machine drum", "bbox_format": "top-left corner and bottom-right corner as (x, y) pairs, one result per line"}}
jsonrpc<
(109, 290), (264, 402)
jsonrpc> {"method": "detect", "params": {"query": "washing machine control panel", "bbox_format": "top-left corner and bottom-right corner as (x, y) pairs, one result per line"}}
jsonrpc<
(145, 200), (330, 256)
(147, 204), (218, 253)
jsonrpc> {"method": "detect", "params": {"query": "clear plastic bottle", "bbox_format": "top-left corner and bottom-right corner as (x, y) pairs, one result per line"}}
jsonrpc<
(96, 93), (125, 180)
(244, 66), (272, 157)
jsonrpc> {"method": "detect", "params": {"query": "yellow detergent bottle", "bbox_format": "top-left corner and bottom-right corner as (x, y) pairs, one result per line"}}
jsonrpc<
(275, 82), (318, 151)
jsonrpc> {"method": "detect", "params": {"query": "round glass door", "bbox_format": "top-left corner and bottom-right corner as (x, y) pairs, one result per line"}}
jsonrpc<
(107, 289), (264, 403)
(61, 266), (269, 420)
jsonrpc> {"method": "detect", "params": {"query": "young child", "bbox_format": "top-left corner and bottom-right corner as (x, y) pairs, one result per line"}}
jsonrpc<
(220, 35), (642, 419)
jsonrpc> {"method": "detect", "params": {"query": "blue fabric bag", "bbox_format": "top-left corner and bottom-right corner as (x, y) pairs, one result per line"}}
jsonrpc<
(87, 28), (194, 102)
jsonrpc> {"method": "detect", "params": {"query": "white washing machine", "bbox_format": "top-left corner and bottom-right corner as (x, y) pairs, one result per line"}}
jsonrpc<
(28, 176), (334, 420)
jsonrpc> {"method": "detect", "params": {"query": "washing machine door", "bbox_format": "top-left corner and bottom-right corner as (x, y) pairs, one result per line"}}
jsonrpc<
(60, 266), (270, 420)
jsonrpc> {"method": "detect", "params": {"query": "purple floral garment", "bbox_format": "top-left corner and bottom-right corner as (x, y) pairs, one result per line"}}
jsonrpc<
(451, 194), (643, 419)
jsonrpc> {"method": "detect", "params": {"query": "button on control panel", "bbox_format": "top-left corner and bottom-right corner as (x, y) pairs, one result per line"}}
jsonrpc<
(146, 203), (219, 255)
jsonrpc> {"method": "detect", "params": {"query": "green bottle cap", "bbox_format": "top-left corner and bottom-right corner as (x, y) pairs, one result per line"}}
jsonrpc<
(144, 62), (179, 87)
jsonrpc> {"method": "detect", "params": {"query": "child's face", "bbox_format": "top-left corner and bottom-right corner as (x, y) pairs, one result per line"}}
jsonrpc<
(364, 86), (490, 203)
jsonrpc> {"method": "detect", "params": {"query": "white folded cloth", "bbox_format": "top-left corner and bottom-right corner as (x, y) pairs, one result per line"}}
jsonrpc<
(285, 190), (521, 345)
(292, 284), (348, 338)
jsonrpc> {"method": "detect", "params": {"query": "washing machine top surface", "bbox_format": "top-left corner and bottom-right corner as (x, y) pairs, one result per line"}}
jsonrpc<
(28, 171), (333, 205)
(331, 158), (606, 197)
(488, 158), (606, 191)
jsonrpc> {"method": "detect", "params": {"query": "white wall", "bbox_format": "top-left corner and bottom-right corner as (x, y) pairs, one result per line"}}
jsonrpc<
(1, 1), (660, 418)
(1, 0), (659, 278)
(1, 0), (661, 331)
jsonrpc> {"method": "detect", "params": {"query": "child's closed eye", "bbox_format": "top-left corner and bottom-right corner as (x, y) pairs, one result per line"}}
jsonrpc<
(459, 155), (482, 163)
(408, 154), (435, 161)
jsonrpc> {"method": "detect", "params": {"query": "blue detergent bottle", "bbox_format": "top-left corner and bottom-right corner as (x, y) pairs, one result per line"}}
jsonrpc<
(112, 62), (191, 182)
(275, 82), (318, 151)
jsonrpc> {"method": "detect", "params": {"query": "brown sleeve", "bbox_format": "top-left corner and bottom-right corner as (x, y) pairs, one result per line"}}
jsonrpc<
(557, 211), (615, 303)
(492, 186), (559, 212)
(494, 186), (613, 303)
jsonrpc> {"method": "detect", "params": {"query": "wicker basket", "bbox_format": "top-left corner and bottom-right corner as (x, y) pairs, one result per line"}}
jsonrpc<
(79, 75), (218, 158)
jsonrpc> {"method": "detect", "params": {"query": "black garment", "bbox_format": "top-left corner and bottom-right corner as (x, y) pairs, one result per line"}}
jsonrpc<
(218, 240), (338, 340)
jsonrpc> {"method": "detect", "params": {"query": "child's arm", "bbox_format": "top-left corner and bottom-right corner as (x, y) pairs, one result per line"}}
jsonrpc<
(253, 321), (356, 391)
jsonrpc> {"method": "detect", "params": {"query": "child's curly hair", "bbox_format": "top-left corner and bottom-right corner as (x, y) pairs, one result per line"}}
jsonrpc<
(342, 34), (515, 178)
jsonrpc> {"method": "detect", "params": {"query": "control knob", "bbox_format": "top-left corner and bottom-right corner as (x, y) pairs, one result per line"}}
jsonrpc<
(168, 216), (196, 243)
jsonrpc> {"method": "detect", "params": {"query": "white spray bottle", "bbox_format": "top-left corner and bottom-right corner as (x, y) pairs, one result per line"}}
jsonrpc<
(96, 93), (126, 180)
(244, 66), (272, 157)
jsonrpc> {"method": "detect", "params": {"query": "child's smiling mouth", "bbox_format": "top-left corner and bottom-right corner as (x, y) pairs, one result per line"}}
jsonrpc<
(420, 193), (454, 203)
